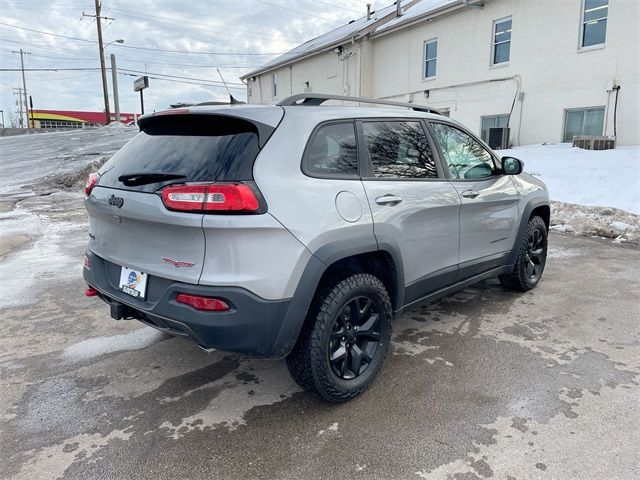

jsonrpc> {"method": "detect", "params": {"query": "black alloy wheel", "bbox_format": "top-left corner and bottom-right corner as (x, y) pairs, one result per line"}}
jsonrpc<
(524, 227), (546, 280)
(499, 215), (548, 291)
(328, 296), (381, 380)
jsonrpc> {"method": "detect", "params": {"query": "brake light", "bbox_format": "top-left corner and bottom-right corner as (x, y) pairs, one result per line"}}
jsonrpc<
(85, 173), (98, 196)
(176, 293), (230, 311)
(161, 183), (260, 213)
(83, 255), (91, 269)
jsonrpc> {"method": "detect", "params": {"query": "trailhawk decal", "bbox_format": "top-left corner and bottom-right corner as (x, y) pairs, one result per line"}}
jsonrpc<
(162, 257), (195, 268)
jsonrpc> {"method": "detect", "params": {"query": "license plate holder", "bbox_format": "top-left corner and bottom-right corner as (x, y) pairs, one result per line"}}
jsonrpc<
(119, 267), (148, 300)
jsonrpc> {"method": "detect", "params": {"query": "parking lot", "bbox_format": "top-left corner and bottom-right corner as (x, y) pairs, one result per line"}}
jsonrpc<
(1, 223), (639, 479)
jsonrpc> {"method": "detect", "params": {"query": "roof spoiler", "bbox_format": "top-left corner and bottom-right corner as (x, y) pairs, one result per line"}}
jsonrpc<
(171, 95), (246, 108)
(278, 93), (442, 115)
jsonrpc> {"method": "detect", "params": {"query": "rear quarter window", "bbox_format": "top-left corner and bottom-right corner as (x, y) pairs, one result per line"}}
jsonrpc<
(302, 122), (358, 178)
(98, 115), (262, 192)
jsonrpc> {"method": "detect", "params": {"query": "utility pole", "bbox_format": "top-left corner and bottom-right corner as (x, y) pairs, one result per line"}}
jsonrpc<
(11, 49), (31, 127)
(110, 53), (121, 123)
(83, 0), (114, 125)
(12, 88), (24, 128)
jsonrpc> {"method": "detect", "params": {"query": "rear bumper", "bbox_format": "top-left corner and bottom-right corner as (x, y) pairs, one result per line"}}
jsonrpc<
(83, 251), (293, 357)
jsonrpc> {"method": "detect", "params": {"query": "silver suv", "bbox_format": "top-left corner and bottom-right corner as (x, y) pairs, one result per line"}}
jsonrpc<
(83, 94), (550, 403)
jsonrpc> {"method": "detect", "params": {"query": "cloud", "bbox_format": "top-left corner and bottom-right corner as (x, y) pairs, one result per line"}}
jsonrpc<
(0, 0), (374, 116)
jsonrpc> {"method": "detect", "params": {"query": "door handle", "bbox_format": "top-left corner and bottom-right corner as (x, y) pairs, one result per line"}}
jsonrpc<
(375, 195), (403, 205)
(462, 190), (480, 199)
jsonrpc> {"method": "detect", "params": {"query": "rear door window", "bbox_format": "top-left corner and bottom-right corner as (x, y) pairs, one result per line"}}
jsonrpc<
(303, 122), (358, 177)
(361, 121), (438, 179)
(98, 115), (262, 192)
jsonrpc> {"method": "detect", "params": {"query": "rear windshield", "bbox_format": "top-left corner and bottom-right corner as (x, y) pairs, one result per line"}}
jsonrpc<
(98, 115), (262, 192)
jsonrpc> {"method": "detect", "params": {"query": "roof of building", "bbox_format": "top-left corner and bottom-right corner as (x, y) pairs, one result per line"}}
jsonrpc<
(374, 0), (458, 34)
(240, 0), (468, 79)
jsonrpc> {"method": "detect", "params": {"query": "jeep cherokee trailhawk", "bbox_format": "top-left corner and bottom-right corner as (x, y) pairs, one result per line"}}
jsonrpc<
(83, 94), (550, 403)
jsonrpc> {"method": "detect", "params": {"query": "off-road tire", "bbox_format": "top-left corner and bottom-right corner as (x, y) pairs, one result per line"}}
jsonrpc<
(499, 215), (548, 291)
(286, 273), (392, 403)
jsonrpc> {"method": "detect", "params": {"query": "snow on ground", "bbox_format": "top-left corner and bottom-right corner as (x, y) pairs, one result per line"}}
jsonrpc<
(496, 144), (640, 245)
(496, 143), (639, 214)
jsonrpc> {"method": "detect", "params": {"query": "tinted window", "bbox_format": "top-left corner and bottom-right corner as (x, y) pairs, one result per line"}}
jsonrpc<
(304, 122), (358, 177)
(362, 121), (438, 179)
(98, 115), (262, 192)
(431, 123), (496, 180)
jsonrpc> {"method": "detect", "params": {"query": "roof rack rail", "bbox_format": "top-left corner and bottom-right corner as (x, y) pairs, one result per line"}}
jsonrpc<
(278, 93), (442, 115)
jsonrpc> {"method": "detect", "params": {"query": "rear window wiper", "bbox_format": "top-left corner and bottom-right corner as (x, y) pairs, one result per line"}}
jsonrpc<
(118, 172), (187, 186)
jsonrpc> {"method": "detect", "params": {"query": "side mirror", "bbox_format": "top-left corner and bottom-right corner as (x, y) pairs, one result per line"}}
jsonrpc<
(502, 156), (524, 175)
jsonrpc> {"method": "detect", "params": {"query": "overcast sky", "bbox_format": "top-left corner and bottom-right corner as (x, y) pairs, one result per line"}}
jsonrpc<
(0, 0), (380, 123)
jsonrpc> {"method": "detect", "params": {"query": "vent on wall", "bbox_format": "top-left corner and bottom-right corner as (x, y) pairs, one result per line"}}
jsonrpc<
(488, 127), (510, 149)
(572, 135), (616, 150)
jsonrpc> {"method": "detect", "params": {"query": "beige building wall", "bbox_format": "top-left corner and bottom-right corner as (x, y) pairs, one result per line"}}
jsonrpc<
(247, 0), (639, 146)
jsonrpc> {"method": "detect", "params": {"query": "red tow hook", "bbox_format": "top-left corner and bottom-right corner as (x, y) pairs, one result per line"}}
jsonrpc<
(85, 286), (98, 297)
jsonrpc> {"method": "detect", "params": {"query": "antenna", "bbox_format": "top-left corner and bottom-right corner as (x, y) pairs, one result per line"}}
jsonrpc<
(216, 68), (232, 97)
(216, 68), (244, 104)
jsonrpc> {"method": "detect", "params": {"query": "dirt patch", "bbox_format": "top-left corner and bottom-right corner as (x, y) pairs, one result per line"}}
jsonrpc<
(0, 233), (36, 261)
(0, 199), (18, 213)
(47, 157), (109, 191)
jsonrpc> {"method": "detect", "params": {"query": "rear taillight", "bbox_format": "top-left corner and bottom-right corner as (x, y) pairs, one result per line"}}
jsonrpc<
(160, 183), (261, 213)
(176, 293), (230, 312)
(83, 255), (91, 269)
(85, 173), (98, 196)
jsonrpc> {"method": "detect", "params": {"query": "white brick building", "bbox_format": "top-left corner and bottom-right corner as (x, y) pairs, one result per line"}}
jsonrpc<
(241, 0), (639, 146)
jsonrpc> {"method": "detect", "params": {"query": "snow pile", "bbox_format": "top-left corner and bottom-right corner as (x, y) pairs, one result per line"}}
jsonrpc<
(496, 144), (639, 215)
(496, 144), (640, 245)
(550, 202), (640, 245)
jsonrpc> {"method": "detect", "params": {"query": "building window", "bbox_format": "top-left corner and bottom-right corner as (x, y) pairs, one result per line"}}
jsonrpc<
(423, 39), (437, 79)
(581, 0), (608, 48)
(481, 114), (510, 142)
(492, 17), (512, 65)
(271, 73), (277, 97)
(563, 107), (605, 142)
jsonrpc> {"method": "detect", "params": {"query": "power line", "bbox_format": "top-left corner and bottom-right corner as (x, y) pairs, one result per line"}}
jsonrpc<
(0, 21), (296, 55)
(0, 66), (245, 87)
(252, 0), (338, 20)
(118, 68), (245, 85)
(107, 6), (298, 43)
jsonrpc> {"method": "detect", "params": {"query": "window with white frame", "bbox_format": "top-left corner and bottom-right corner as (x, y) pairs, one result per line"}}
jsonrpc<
(563, 107), (605, 142)
(492, 17), (512, 65)
(480, 114), (510, 142)
(424, 39), (437, 79)
(271, 73), (277, 97)
(581, 0), (608, 48)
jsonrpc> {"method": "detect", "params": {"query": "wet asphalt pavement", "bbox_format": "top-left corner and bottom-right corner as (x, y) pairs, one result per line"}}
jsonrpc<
(1, 130), (639, 479)
(1, 230), (639, 480)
